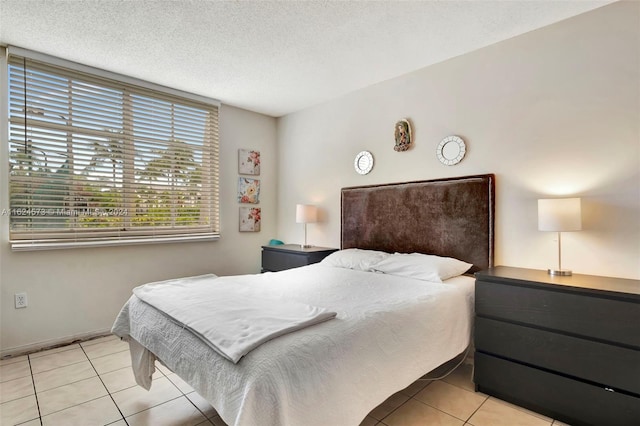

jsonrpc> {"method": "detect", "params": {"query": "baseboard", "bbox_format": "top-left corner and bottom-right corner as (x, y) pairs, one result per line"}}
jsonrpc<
(0, 328), (113, 359)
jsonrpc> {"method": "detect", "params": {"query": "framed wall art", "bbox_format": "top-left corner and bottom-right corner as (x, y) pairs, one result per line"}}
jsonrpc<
(238, 149), (261, 175)
(394, 118), (412, 152)
(239, 207), (261, 232)
(238, 177), (261, 204)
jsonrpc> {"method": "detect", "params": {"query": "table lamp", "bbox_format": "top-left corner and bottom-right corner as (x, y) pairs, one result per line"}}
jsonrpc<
(538, 198), (582, 276)
(296, 204), (318, 248)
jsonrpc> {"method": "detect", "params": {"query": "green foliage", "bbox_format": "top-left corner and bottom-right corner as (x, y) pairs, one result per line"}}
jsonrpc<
(9, 138), (205, 230)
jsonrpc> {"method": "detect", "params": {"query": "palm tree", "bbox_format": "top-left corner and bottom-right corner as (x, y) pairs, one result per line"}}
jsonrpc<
(141, 139), (195, 185)
(85, 133), (124, 187)
(138, 139), (199, 226)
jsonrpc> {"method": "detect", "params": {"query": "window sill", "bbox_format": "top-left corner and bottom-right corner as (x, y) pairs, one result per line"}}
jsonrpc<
(10, 234), (220, 251)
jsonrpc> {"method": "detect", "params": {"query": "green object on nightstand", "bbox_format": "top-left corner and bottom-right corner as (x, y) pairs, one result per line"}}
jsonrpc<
(268, 239), (284, 246)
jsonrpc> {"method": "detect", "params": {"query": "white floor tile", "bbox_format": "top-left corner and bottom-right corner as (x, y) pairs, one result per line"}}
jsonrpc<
(41, 395), (122, 426)
(166, 372), (195, 394)
(154, 361), (172, 375)
(90, 350), (131, 375)
(5, 340), (567, 426)
(368, 391), (409, 421)
(112, 376), (182, 417)
(38, 376), (107, 416)
(126, 396), (207, 426)
(0, 375), (34, 404)
(30, 348), (88, 374)
(468, 398), (551, 426)
(15, 419), (41, 426)
(399, 378), (431, 397)
(414, 380), (487, 421)
(186, 391), (218, 419)
(441, 362), (475, 392)
(0, 360), (31, 383)
(33, 360), (96, 393)
(489, 396), (553, 422)
(83, 339), (129, 360)
(0, 394), (39, 426)
(383, 398), (464, 426)
(101, 366), (162, 394)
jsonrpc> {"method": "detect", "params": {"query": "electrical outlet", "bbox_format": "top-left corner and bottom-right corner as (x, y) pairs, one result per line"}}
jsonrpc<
(15, 293), (28, 309)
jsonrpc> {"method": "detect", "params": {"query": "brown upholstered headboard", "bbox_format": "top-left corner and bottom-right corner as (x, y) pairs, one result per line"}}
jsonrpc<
(341, 174), (495, 273)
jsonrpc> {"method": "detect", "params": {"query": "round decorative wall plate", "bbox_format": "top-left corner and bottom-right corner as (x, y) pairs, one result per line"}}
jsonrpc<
(354, 151), (374, 175)
(437, 135), (466, 166)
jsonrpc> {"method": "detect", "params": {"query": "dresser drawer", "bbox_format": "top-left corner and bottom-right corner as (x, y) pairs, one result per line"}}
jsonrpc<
(475, 352), (640, 426)
(476, 317), (640, 395)
(476, 280), (640, 348)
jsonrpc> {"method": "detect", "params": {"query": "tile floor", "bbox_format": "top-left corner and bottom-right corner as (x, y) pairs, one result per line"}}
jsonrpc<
(1, 335), (570, 426)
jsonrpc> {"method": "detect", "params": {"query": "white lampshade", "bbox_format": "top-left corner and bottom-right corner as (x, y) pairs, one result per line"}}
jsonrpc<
(296, 204), (318, 224)
(538, 198), (582, 232)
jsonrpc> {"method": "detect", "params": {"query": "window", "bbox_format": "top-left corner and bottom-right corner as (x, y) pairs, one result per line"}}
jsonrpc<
(6, 48), (220, 250)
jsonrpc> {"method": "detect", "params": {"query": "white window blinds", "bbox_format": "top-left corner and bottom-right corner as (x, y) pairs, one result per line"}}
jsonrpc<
(7, 49), (220, 250)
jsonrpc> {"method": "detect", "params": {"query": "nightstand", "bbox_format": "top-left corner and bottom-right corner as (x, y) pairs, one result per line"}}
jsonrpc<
(474, 266), (640, 426)
(261, 244), (338, 273)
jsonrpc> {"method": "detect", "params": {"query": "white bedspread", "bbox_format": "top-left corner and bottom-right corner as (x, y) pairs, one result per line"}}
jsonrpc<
(132, 274), (336, 363)
(112, 264), (475, 426)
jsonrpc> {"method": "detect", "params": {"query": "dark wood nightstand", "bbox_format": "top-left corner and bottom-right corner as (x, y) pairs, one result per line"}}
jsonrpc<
(474, 266), (640, 426)
(261, 244), (338, 273)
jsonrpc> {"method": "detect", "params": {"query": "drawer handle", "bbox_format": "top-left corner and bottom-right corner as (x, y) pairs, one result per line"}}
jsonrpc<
(604, 387), (615, 393)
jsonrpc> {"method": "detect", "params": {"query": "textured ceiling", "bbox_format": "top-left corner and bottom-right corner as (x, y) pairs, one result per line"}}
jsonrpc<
(0, 0), (614, 117)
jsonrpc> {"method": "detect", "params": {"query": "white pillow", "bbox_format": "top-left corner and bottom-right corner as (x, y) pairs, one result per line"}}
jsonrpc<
(371, 252), (472, 282)
(320, 248), (390, 271)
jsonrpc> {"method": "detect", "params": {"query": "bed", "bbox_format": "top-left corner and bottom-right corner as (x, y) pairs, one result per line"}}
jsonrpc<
(112, 174), (495, 426)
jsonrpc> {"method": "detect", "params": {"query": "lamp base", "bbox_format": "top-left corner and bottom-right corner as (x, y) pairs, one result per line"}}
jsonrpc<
(300, 244), (313, 249)
(548, 268), (572, 276)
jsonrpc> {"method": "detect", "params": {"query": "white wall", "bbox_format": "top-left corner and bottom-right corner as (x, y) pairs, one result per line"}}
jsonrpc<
(0, 101), (277, 355)
(276, 2), (640, 280)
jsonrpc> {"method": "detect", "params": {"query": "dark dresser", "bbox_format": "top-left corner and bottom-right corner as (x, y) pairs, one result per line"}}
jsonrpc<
(474, 266), (640, 426)
(261, 244), (338, 273)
